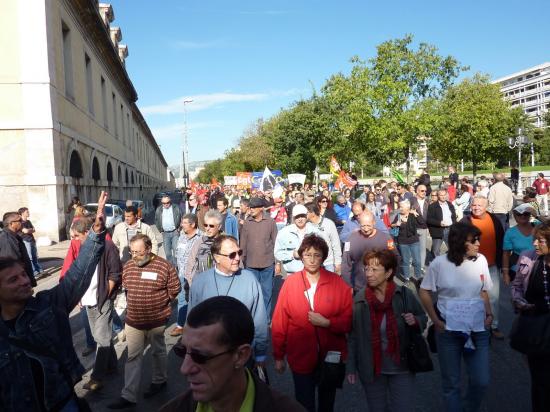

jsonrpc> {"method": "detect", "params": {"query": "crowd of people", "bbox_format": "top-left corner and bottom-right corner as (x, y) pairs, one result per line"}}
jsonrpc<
(0, 167), (549, 412)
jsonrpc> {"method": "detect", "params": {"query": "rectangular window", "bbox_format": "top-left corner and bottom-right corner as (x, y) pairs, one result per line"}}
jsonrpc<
(120, 104), (125, 144)
(112, 93), (118, 137)
(101, 77), (107, 129)
(62, 22), (74, 99)
(85, 54), (94, 115)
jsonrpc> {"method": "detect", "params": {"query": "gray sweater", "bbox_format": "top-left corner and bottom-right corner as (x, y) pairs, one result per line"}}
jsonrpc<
(188, 267), (268, 359)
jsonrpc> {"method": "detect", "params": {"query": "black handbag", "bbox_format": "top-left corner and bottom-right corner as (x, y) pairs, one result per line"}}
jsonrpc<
(301, 273), (346, 389)
(401, 287), (434, 373)
(509, 313), (550, 356)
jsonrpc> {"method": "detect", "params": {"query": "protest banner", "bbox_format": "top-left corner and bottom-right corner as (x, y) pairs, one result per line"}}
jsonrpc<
(288, 173), (306, 186)
(224, 176), (238, 186)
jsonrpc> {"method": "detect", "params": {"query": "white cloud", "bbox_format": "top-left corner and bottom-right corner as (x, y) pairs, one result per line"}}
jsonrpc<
(141, 92), (270, 115)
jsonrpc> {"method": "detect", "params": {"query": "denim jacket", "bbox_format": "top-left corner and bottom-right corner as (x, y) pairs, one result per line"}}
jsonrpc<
(0, 230), (105, 411)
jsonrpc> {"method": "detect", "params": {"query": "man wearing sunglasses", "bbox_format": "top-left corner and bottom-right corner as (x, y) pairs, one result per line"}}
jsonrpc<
(188, 235), (268, 370)
(0, 212), (36, 286)
(160, 296), (304, 412)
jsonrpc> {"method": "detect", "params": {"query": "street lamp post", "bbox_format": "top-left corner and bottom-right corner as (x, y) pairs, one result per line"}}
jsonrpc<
(181, 99), (193, 188)
(507, 128), (529, 193)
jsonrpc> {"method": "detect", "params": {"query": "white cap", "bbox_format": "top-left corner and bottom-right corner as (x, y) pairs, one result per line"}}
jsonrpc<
(292, 204), (308, 217)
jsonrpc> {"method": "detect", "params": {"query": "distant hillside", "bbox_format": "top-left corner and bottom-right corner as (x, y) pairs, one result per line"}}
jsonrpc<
(169, 160), (212, 177)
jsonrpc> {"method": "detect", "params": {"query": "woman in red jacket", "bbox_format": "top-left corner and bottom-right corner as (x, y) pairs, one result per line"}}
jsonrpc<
(272, 234), (352, 412)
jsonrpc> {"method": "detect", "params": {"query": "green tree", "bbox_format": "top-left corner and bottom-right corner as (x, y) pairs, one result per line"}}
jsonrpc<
(323, 35), (466, 179)
(430, 74), (524, 179)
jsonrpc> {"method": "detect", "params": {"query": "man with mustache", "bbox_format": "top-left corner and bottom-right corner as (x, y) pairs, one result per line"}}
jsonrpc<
(108, 233), (181, 409)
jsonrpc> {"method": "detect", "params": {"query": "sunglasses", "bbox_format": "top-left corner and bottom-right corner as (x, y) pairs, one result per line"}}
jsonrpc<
(467, 236), (481, 243)
(294, 214), (307, 219)
(205, 224), (218, 228)
(319, 200), (328, 203)
(173, 343), (235, 364)
(217, 249), (243, 259)
(514, 212), (531, 217)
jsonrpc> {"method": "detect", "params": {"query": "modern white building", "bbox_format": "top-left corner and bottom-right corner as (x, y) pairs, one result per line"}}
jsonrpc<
(0, 1), (174, 242)
(493, 62), (550, 127)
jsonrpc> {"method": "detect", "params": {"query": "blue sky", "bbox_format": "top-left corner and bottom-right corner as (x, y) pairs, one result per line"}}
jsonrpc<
(109, 0), (549, 167)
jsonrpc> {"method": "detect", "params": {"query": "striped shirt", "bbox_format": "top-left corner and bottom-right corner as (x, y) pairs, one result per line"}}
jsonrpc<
(122, 255), (181, 330)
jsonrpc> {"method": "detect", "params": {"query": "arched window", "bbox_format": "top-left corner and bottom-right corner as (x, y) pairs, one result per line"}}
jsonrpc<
(131, 172), (134, 185)
(69, 150), (83, 178)
(107, 162), (113, 183)
(92, 157), (100, 180)
(125, 169), (129, 184)
(118, 166), (122, 183)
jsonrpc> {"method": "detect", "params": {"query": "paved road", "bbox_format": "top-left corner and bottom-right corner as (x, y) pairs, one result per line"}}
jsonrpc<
(33, 224), (532, 411)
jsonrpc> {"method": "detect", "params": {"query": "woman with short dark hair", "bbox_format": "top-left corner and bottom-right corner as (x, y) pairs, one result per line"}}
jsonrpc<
(272, 234), (352, 412)
(419, 222), (493, 412)
(347, 249), (427, 412)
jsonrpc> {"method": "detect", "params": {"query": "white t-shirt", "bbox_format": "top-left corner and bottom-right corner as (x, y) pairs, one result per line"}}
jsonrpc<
(81, 265), (99, 306)
(304, 282), (318, 311)
(421, 254), (492, 320)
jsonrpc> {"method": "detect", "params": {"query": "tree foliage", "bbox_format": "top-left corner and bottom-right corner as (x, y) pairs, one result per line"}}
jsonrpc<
(430, 74), (524, 178)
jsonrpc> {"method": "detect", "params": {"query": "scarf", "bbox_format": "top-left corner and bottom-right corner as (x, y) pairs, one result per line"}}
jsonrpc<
(365, 281), (400, 375)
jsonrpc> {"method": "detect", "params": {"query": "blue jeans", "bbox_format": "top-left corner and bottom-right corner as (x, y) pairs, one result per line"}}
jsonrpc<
(23, 240), (42, 275)
(162, 230), (179, 266)
(436, 330), (490, 412)
(176, 277), (188, 327)
(398, 242), (422, 280)
(247, 266), (274, 320)
(112, 311), (124, 334)
(80, 307), (96, 348)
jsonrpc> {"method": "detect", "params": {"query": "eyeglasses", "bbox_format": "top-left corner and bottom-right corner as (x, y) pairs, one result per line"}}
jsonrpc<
(205, 224), (219, 228)
(130, 249), (148, 256)
(319, 200), (328, 203)
(302, 253), (323, 260)
(466, 236), (481, 244)
(216, 249), (243, 260)
(173, 343), (235, 364)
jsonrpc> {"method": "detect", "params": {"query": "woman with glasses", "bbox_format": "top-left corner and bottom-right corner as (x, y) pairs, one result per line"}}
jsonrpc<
(316, 195), (339, 226)
(419, 222), (493, 412)
(347, 249), (427, 412)
(272, 234), (352, 412)
(502, 204), (535, 285)
(510, 222), (550, 412)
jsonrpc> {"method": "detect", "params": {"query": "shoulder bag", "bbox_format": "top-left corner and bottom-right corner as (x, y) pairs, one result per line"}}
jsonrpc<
(401, 286), (434, 373)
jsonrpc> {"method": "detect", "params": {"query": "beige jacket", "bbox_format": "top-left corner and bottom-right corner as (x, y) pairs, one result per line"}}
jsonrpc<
(488, 181), (514, 214)
(112, 220), (159, 259)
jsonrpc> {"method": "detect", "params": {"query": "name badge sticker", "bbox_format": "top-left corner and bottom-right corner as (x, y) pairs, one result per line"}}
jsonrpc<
(141, 271), (158, 281)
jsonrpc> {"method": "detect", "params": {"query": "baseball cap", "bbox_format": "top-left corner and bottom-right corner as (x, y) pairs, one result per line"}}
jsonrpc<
(292, 204), (308, 217)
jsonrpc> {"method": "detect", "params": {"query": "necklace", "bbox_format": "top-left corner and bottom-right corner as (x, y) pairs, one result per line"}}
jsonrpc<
(542, 263), (550, 310)
(213, 270), (236, 297)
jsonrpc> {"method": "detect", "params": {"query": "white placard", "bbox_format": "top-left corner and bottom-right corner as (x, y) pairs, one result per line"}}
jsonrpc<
(319, 173), (333, 182)
(288, 173), (306, 185)
(224, 176), (238, 186)
(445, 298), (485, 333)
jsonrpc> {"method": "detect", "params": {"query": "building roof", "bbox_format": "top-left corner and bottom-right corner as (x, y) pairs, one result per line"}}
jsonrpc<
(492, 62), (550, 85)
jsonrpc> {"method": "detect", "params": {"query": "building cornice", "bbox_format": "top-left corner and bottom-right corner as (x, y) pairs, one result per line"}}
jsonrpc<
(66, 0), (138, 102)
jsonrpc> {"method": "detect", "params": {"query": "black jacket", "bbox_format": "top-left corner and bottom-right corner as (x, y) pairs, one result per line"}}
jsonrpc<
(461, 213), (505, 269)
(96, 240), (122, 312)
(0, 229), (36, 286)
(426, 201), (457, 239)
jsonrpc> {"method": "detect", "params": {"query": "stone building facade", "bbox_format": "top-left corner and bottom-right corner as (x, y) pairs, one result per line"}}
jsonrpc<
(0, 0), (174, 241)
